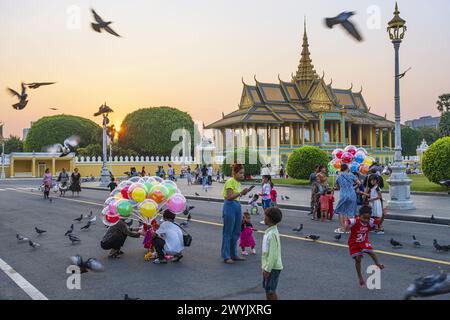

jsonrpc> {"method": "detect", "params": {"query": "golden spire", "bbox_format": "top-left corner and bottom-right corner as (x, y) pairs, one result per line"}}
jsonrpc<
(293, 17), (318, 92)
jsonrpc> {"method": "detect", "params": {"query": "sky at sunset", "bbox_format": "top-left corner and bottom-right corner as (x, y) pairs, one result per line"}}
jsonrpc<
(1, 0), (449, 137)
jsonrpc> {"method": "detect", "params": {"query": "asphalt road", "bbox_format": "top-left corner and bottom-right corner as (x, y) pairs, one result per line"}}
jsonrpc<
(1, 180), (450, 300)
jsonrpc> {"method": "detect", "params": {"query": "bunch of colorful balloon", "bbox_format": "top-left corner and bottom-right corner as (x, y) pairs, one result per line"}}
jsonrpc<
(328, 145), (375, 176)
(101, 176), (187, 226)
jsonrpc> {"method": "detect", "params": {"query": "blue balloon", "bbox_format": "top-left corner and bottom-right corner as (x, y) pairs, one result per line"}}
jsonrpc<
(354, 153), (365, 164)
(350, 162), (360, 173)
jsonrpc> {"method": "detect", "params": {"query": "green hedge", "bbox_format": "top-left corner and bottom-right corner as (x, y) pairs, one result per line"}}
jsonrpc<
(24, 115), (101, 152)
(286, 146), (330, 180)
(422, 136), (450, 184)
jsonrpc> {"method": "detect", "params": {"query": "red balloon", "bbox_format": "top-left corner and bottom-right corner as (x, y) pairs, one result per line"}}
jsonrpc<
(121, 186), (130, 199)
(345, 145), (357, 156)
(341, 152), (354, 164)
(335, 150), (344, 160)
(105, 213), (120, 224)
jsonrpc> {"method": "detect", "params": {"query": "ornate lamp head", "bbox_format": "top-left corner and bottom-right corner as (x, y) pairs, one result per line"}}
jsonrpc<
(387, 2), (407, 41)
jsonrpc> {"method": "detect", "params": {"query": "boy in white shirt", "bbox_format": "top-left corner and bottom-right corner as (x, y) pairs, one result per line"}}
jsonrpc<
(153, 210), (185, 264)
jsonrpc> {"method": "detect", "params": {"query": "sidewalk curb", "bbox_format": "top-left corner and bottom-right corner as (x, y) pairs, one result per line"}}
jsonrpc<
(83, 186), (450, 225)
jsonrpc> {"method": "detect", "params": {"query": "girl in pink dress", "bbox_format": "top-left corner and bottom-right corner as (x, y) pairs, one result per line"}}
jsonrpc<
(42, 168), (53, 199)
(240, 211), (256, 255)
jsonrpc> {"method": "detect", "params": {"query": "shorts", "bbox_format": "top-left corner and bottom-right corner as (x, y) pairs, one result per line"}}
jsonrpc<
(262, 199), (271, 209)
(349, 242), (374, 258)
(262, 269), (281, 294)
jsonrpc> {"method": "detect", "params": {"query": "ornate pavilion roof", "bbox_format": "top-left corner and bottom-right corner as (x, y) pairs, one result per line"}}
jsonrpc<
(205, 22), (394, 130)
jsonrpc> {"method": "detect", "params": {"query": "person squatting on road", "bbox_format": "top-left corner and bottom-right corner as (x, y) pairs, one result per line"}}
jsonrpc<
(100, 218), (144, 258)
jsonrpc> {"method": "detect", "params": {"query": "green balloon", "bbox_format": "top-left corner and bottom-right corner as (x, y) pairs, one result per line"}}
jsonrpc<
(164, 183), (178, 198)
(117, 200), (133, 217)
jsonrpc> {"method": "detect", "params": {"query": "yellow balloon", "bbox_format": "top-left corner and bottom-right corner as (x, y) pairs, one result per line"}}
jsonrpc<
(363, 157), (374, 166)
(139, 201), (158, 219)
(131, 188), (146, 203)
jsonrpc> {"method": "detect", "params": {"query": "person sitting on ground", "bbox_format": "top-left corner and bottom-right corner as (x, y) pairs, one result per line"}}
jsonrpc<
(152, 209), (185, 264)
(100, 218), (144, 258)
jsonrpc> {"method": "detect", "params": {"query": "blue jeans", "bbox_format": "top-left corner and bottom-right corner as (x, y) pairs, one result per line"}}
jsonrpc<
(221, 200), (242, 260)
(202, 176), (208, 188)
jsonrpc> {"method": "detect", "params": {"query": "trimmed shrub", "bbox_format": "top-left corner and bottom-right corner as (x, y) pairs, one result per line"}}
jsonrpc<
(422, 136), (450, 184)
(286, 146), (330, 180)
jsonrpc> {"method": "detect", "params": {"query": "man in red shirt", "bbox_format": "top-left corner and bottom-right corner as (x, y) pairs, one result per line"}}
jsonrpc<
(344, 206), (386, 286)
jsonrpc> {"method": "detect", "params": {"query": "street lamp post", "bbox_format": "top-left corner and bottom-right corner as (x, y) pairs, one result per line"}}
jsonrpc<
(94, 103), (114, 187)
(387, 2), (415, 210)
(1, 141), (5, 180)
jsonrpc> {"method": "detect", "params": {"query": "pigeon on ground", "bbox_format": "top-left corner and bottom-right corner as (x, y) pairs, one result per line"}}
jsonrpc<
(74, 214), (84, 222)
(335, 234), (342, 241)
(292, 224), (303, 232)
(306, 235), (320, 241)
(70, 255), (104, 273)
(80, 221), (92, 230)
(68, 234), (81, 244)
(324, 11), (363, 42)
(430, 215), (436, 224)
(86, 211), (93, 219)
(35, 227), (47, 235)
(65, 224), (74, 236)
(24, 82), (56, 89)
(395, 67), (412, 79)
(285, 196), (290, 200)
(433, 239), (450, 252)
(404, 272), (450, 300)
(6, 83), (28, 110)
(281, 195), (285, 201)
(91, 9), (121, 37)
(88, 216), (97, 224)
(195, 192), (200, 196)
(49, 198), (53, 203)
(93, 102), (114, 116)
(390, 238), (403, 248)
(16, 234), (29, 242)
(46, 135), (80, 157)
(124, 294), (140, 300)
(28, 240), (40, 248)
(412, 235), (421, 247)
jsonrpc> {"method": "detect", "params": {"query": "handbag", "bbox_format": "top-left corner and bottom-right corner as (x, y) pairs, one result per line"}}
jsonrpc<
(173, 222), (192, 247)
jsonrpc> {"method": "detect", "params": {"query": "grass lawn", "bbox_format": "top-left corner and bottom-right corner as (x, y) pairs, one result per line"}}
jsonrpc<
(247, 175), (448, 193)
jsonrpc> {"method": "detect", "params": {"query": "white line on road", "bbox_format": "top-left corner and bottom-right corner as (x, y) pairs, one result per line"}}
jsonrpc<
(0, 257), (48, 300)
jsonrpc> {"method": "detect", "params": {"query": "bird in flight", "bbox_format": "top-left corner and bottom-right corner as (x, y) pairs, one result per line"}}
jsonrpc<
(94, 103), (114, 117)
(6, 83), (28, 110)
(46, 135), (80, 157)
(325, 11), (363, 42)
(70, 255), (104, 273)
(395, 67), (412, 79)
(49, 107), (59, 111)
(25, 82), (56, 89)
(91, 9), (121, 37)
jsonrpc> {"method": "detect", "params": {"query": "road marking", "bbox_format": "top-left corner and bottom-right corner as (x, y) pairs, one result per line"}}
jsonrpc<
(13, 189), (450, 266)
(0, 258), (48, 300)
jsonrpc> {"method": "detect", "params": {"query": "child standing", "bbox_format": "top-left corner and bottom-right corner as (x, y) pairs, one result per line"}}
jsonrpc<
(344, 205), (385, 287)
(107, 177), (118, 192)
(248, 194), (259, 215)
(42, 168), (52, 200)
(262, 207), (283, 300)
(240, 212), (256, 255)
(260, 175), (272, 209)
(270, 187), (278, 208)
(320, 188), (334, 221)
(368, 176), (384, 234)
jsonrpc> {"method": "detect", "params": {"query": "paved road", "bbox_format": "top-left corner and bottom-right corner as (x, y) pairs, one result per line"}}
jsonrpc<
(0, 181), (449, 300)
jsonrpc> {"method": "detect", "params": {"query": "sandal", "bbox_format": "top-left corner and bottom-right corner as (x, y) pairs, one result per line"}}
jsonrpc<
(224, 259), (234, 264)
(231, 256), (246, 261)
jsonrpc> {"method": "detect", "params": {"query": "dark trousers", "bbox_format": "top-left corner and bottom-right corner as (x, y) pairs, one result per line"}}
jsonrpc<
(153, 236), (166, 259)
(101, 235), (126, 251)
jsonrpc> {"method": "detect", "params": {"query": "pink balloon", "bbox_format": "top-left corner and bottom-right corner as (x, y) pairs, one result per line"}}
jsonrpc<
(108, 199), (119, 215)
(167, 193), (186, 214)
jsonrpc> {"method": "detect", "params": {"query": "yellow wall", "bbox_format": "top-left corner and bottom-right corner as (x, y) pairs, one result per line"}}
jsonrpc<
(14, 160), (32, 173)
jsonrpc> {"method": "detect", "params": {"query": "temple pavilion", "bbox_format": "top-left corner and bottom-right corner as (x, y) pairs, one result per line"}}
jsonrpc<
(205, 22), (395, 164)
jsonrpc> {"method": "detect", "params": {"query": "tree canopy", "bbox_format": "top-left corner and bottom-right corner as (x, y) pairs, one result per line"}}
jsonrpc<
(436, 93), (450, 113)
(118, 107), (196, 156)
(401, 127), (423, 156)
(3, 136), (24, 154)
(439, 112), (450, 138)
(24, 115), (102, 152)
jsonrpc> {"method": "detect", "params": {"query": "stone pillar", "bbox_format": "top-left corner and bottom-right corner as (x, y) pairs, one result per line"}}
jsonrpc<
(379, 128), (384, 149)
(358, 124), (363, 146)
(369, 127), (373, 148)
(335, 122), (340, 143)
(309, 123), (314, 143)
(52, 157), (56, 176)
(251, 125), (257, 149)
(341, 117), (346, 145)
(289, 123), (294, 148)
(373, 127), (377, 148)
(388, 128), (392, 148)
(10, 158), (14, 177)
(348, 123), (352, 145)
(32, 157), (36, 178)
(301, 124), (305, 145)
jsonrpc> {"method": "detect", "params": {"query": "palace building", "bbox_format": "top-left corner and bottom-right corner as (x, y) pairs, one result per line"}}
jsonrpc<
(205, 23), (395, 164)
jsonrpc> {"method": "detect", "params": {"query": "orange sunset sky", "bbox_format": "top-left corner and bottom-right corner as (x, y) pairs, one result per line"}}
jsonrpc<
(0, 0), (449, 137)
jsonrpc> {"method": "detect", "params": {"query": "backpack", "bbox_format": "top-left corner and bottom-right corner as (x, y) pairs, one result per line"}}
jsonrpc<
(172, 222), (192, 247)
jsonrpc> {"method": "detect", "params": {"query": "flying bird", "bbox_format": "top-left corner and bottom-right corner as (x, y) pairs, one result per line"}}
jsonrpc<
(46, 135), (80, 157)
(306, 235), (320, 241)
(91, 9), (121, 37)
(93, 103), (114, 116)
(433, 239), (450, 252)
(395, 67), (412, 79)
(24, 82), (56, 89)
(390, 238), (403, 248)
(49, 107), (59, 111)
(74, 214), (84, 222)
(412, 235), (421, 247)
(6, 83), (28, 110)
(65, 224), (74, 236)
(292, 224), (303, 232)
(28, 240), (40, 248)
(325, 11), (363, 42)
(404, 272), (450, 300)
(70, 255), (104, 273)
(68, 234), (81, 244)
(35, 227), (47, 235)
(16, 234), (29, 242)
(124, 294), (140, 300)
